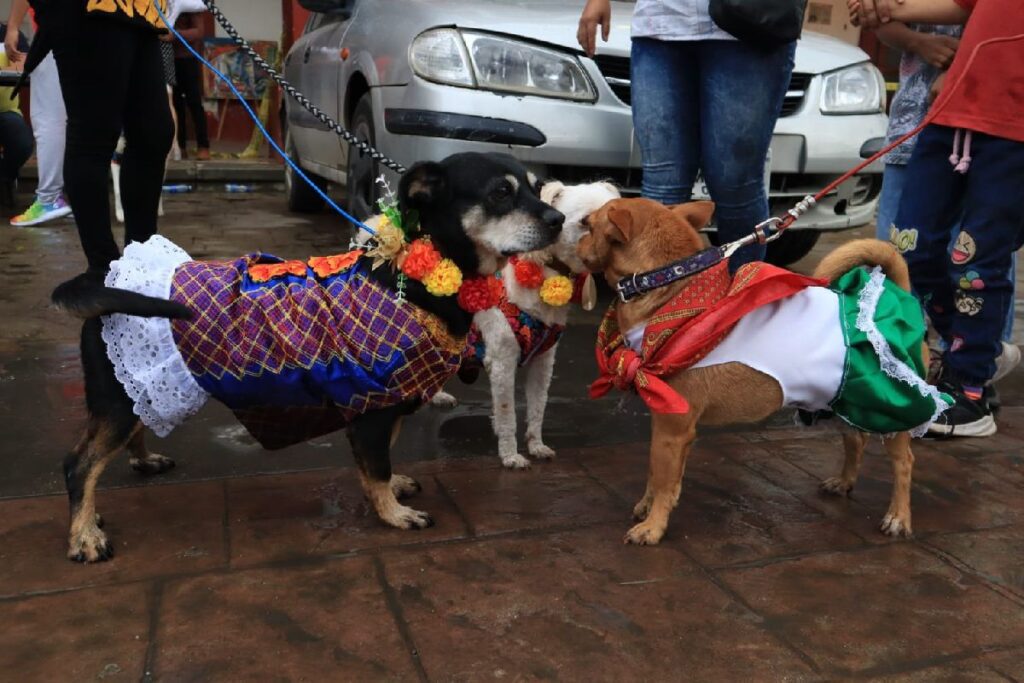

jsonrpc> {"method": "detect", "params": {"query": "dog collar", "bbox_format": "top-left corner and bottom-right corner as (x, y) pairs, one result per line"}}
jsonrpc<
(615, 246), (726, 302)
(615, 217), (787, 302)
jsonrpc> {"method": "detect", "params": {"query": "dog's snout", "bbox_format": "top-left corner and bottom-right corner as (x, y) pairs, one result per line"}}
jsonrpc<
(542, 208), (564, 232)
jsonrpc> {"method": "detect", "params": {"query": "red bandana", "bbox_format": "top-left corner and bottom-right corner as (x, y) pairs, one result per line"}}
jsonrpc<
(590, 261), (825, 414)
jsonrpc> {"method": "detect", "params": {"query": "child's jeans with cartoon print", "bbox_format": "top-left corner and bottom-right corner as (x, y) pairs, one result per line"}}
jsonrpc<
(893, 125), (1024, 386)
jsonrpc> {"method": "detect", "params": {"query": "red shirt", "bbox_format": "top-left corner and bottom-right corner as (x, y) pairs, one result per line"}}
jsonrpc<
(929, 0), (1024, 142)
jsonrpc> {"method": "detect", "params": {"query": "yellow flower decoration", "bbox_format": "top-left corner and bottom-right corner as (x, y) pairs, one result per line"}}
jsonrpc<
(539, 274), (574, 306)
(366, 221), (407, 270)
(422, 258), (463, 296)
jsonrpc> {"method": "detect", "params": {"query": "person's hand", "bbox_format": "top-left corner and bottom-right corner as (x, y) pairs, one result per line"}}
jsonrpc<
(848, 0), (905, 28)
(929, 71), (948, 102)
(4, 33), (24, 65)
(912, 34), (959, 69)
(577, 0), (611, 57)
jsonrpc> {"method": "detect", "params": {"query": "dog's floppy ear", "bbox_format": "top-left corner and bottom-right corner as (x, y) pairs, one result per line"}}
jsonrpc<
(669, 201), (715, 230)
(539, 180), (565, 206)
(400, 161), (448, 210)
(606, 204), (635, 243)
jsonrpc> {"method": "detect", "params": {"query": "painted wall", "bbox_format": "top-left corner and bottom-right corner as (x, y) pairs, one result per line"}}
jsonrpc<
(211, 0), (284, 42)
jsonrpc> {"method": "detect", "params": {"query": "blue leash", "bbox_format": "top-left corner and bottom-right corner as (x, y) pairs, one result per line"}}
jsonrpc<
(153, 1), (376, 237)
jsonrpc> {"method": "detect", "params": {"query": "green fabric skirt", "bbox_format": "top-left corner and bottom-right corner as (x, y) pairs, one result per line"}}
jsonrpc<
(829, 267), (951, 435)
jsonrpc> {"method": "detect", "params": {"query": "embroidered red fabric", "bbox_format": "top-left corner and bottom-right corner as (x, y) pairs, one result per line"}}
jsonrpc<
(590, 261), (826, 413)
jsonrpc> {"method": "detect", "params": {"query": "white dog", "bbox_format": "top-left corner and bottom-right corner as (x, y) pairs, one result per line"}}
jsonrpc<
(435, 180), (620, 468)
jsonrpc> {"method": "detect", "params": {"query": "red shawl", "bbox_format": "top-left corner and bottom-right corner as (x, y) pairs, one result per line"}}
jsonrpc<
(590, 261), (825, 414)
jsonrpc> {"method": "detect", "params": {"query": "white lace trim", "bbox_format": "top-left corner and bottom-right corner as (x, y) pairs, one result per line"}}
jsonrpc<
(102, 236), (209, 436)
(856, 267), (952, 437)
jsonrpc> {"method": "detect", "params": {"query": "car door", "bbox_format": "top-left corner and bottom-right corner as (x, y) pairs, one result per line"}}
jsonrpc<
(285, 11), (352, 175)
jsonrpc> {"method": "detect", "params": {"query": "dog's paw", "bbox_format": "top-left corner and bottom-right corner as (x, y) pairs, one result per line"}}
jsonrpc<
(527, 442), (556, 460)
(382, 505), (434, 530)
(430, 391), (458, 410)
(623, 521), (665, 546)
(130, 452), (176, 476)
(501, 454), (532, 470)
(67, 526), (114, 563)
(390, 474), (422, 500)
(632, 496), (653, 522)
(819, 477), (854, 497)
(879, 512), (912, 538)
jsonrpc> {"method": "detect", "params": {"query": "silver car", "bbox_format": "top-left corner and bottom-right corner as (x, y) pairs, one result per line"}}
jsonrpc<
(284, 0), (888, 264)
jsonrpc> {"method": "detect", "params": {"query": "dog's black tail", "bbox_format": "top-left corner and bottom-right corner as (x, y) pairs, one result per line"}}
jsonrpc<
(52, 272), (192, 321)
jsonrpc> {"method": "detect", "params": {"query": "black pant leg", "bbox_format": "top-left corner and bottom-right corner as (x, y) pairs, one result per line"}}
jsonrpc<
(120, 31), (174, 247)
(54, 18), (134, 272)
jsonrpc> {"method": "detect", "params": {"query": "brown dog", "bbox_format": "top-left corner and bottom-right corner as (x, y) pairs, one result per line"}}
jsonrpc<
(578, 198), (932, 545)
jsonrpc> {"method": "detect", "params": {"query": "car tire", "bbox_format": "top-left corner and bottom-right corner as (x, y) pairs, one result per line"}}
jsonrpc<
(284, 125), (329, 214)
(765, 230), (820, 267)
(344, 94), (378, 221)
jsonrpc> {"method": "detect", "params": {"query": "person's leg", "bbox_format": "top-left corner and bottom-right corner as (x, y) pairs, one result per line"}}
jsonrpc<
(54, 18), (134, 272)
(173, 59), (190, 153)
(1002, 254), (1016, 342)
(698, 40), (795, 269)
(875, 163), (908, 241)
(178, 57), (209, 151)
(943, 133), (1024, 388)
(27, 53), (66, 206)
(0, 112), (34, 183)
(895, 125), (967, 344)
(120, 31), (174, 247)
(631, 38), (700, 206)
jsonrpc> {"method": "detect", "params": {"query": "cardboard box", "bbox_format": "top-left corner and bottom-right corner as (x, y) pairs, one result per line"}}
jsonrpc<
(804, 0), (862, 45)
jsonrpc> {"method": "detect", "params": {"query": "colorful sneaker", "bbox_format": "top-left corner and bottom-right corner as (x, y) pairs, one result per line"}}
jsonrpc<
(928, 382), (997, 438)
(10, 197), (73, 227)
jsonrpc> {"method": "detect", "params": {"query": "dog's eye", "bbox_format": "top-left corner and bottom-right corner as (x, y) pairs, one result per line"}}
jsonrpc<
(492, 182), (512, 200)
(581, 216), (592, 231)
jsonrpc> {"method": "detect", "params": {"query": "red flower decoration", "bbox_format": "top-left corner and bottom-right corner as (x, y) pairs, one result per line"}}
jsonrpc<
(308, 250), (364, 279)
(487, 275), (505, 303)
(457, 275), (503, 313)
(512, 257), (545, 289)
(249, 260), (308, 283)
(401, 239), (442, 280)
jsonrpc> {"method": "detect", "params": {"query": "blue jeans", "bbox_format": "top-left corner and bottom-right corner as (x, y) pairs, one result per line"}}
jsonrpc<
(896, 125), (1024, 385)
(630, 38), (795, 269)
(880, 161), (1017, 345)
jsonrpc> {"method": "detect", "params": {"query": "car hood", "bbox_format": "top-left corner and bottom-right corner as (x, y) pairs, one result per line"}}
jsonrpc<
(422, 0), (869, 73)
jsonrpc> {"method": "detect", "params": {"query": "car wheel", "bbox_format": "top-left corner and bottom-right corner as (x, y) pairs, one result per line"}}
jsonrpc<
(284, 126), (329, 214)
(765, 230), (821, 267)
(344, 94), (378, 221)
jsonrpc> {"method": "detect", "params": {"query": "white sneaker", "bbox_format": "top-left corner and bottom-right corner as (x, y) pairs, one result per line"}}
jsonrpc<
(992, 342), (1021, 383)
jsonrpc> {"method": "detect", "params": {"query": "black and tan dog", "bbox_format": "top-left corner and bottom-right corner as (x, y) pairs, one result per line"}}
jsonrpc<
(52, 153), (564, 562)
(579, 198), (942, 546)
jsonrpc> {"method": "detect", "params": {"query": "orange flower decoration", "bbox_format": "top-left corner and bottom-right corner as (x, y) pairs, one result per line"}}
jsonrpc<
(512, 257), (545, 289)
(308, 249), (364, 279)
(457, 275), (504, 313)
(401, 239), (442, 280)
(249, 260), (308, 283)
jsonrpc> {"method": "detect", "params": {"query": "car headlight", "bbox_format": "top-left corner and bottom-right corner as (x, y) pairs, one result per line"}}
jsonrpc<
(410, 28), (596, 102)
(819, 63), (885, 115)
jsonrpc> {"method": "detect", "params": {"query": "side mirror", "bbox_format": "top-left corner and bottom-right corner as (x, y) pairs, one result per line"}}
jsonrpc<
(297, 0), (353, 15)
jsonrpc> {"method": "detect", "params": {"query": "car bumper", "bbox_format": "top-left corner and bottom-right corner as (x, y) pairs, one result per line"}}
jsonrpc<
(372, 76), (886, 232)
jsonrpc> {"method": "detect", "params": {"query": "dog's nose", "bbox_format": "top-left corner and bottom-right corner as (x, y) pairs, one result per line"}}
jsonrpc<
(542, 208), (564, 233)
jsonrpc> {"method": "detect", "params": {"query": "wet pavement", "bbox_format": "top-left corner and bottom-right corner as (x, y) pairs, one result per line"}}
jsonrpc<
(1, 188), (1023, 681)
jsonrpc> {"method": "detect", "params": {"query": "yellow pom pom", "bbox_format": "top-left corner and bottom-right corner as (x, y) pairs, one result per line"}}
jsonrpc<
(539, 275), (573, 306)
(423, 258), (463, 296)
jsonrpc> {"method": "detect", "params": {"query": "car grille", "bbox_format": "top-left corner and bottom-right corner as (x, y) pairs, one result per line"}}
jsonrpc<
(593, 55), (812, 117)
